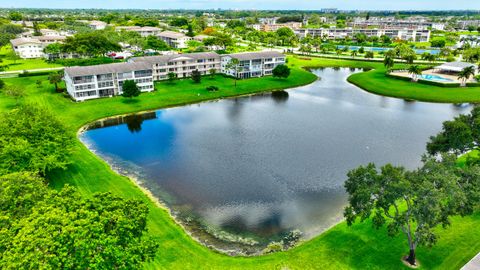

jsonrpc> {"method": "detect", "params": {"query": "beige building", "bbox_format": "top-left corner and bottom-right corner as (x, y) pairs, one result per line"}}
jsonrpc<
(157, 31), (192, 49)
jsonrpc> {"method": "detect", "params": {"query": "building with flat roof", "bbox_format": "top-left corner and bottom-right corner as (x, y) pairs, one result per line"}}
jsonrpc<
(116, 26), (162, 37)
(65, 51), (286, 101)
(157, 31), (192, 49)
(295, 28), (430, 42)
(10, 35), (67, 59)
(64, 62), (154, 101)
(221, 51), (286, 79)
(129, 52), (221, 80)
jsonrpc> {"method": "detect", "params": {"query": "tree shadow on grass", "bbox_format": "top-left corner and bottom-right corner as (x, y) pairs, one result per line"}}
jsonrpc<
(121, 98), (140, 104)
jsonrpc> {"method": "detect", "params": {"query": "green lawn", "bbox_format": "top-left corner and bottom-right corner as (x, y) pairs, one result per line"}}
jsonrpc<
(0, 45), (63, 71)
(1, 57), (480, 269)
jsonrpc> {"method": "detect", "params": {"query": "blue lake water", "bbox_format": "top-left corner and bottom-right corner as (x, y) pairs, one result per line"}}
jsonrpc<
(80, 68), (470, 247)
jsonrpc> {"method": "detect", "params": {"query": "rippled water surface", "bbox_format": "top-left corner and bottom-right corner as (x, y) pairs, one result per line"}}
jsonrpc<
(81, 68), (471, 242)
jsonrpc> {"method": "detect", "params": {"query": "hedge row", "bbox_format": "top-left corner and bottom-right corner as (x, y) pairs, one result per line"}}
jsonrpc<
(19, 71), (59, 77)
(52, 57), (119, 67)
(466, 82), (480, 87)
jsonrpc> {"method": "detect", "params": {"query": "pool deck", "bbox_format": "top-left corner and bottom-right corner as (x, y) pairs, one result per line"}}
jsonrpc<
(391, 69), (476, 84)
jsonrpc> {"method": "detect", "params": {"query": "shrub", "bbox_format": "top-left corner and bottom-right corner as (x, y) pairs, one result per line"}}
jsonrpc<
(53, 57), (117, 67)
(206, 86), (219, 92)
(0, 79), (4, 89)
(262, 241), (283, 254)
(19, 71), (54, 77)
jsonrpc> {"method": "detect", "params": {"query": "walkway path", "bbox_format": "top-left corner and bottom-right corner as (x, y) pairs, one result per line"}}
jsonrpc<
(0, 66), (64, 77)
(461, 252), (480, 270)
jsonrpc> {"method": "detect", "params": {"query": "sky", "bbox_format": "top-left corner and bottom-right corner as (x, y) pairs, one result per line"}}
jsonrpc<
(0, 0), (479, 10)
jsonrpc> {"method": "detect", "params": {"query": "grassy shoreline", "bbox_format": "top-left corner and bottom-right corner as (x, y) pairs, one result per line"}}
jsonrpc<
(2, 56), (480, 269)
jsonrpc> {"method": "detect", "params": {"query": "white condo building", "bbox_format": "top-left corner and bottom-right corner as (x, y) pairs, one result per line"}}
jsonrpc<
(157, 31), (192, 49)
(221, 51), (286, 79)
(64, 62), (154, 101)
(295, 28), (430, 42)
(116, 26), (162, 37)
(65, 51), (286, 101)
(10, 36), (66, 59)
(129, 52), (221, 80)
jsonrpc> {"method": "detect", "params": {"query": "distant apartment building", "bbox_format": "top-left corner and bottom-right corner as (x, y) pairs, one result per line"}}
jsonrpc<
(115, 26), (162, 37)
(10, 36), (67, 59)
(89, 20), (107, 30)
(350, 19), (445, 31)
(64, 62), (154, 101)
(457, 20), (480, 30)
(295, 28), (430, 42)
(221, 51), (286, 79)
(157, 31), (192, 49)
(129, 52), (221, 80)
(260, 22), (303, 32)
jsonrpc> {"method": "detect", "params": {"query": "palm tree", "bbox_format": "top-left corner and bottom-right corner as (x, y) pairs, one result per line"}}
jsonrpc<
(351, 50), (357, 59)
(407, 65), (422, 81)
(383, 55), (395, 72)
(458, 66), (476, 86)
(336, 49), (342, 58)
(225, 58), (242, 88)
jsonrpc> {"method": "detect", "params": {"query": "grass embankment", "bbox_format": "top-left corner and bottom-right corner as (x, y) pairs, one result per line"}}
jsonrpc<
(1, 57), (480, 269)
(0, 45), (63, 71)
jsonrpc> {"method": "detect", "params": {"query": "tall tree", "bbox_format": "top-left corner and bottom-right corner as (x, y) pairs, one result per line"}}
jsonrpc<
(121, 80), (141, 98)
(0, 105), (74, 175)
(191, 69), (201, 83)
(0, 172), (159, 269)
(407, 65), (422, 81)
(225, 58), (242, 88)
(344, 156), (471, 266)
(48, 72), (63, 92)
(272, 64), (291, 79)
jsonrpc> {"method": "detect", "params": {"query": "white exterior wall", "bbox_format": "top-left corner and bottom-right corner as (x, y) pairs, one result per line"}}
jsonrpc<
(65, 70), (154, 101)
(152, 57), (221, 80)
(13, 43), (44, 59)
(220, 55), (286, 79)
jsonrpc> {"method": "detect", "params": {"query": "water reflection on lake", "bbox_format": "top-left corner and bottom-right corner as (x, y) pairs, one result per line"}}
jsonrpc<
(81, 68), (471, 245)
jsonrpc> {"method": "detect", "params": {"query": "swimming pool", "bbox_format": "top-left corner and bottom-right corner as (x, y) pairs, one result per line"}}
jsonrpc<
(418, 74), (454, 82)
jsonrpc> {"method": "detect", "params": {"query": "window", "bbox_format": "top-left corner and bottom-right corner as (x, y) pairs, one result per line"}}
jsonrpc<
(74, 76), (94, 84)
(98, 81), (114, 88)
(75, 90), (97, 98)
(97, 74), (113, 81)
(134, 70), (152, 78)
(75, 84), (95, 91)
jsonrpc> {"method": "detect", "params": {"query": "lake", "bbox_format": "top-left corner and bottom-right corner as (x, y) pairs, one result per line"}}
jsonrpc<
(80, 68), (470, 252)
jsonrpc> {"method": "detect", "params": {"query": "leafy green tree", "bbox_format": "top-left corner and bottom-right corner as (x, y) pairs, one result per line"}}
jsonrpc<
(344, 156), (471, 266)
(48, 72), (63, 92)
(62, 32), (121, 57)
(383, 54), (395, 71)
(364, 51), (374, 59)
(32, 21), (41, 36)
(6, 50), (20, 64)
(272, 64), (291, 79)
(209, 68), (217, 79)
(275, 27), (295, 46)
(225, 58), (242, 88)
(143, 36), (170, 51)
(8, 11), (22, 21)
(121, 80), (141, 98)
(427, 107), (480, 155)
(191, 69), (201, 83)
(0, 172), (159, 269)
(0, 105), (74, 175)
(0, 78), (5, 89)
(186, 24), (195, 37)
(350, 50), (358, 59)
(167, 72), (177, 83)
